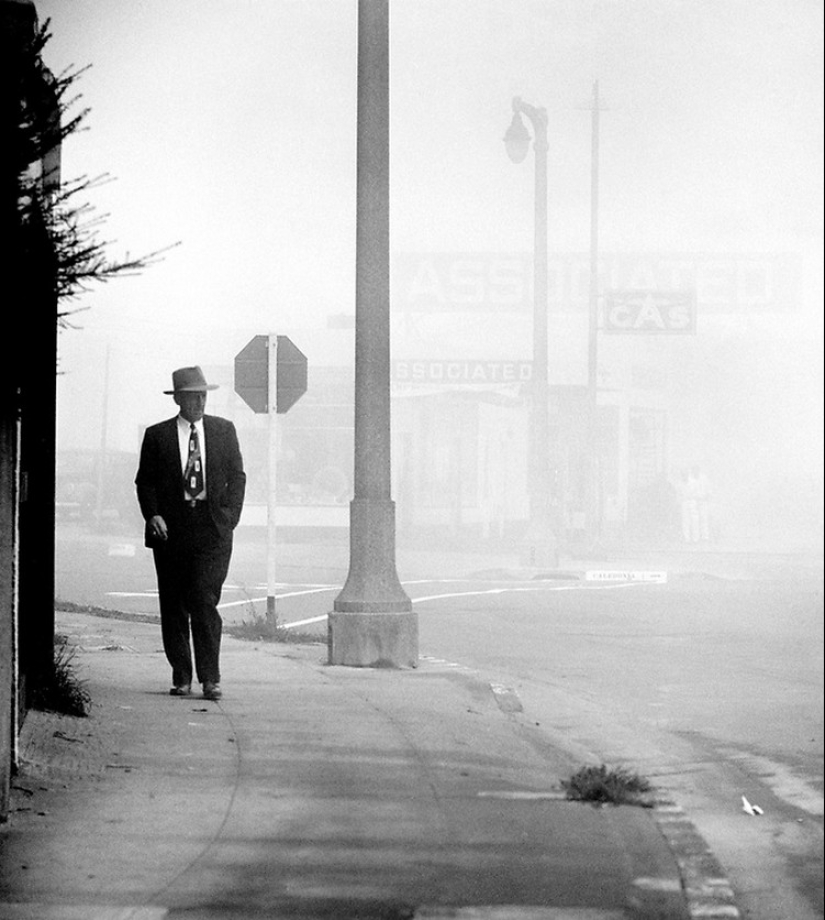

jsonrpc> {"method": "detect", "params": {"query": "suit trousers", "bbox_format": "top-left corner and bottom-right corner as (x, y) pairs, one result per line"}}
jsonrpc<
(152, 502), (232, 686)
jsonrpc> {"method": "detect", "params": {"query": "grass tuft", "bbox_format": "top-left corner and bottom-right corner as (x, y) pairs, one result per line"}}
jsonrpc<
(226, 609), (325, 644)
(561, 763), (655, 807)
(30, 634), (91, 718)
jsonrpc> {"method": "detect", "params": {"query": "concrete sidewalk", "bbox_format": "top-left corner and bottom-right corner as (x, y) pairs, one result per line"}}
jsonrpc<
(1, 611), (740, 920)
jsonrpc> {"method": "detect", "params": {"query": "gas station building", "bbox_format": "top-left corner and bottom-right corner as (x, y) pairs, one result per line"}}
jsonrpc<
(209, 249), (811, 551)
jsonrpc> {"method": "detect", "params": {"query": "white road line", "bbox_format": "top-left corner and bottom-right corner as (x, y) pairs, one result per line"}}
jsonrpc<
(218, 597), (266, 610)
(109, 581), (641, 605)
(585, 582), (640, 590)
(277, 580), (646, 629)
(273, 586), (339, 599)
(218, 586), (338, 611)
(106, 580), (648, 628)
(108, 585), (336, 600)
(107, 591), (159, 598)
(410, 581), (639, 604)
(281, 615), (329, 629)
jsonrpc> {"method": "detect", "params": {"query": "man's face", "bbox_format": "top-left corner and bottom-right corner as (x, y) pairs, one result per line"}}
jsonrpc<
(175, 390), (207, 423)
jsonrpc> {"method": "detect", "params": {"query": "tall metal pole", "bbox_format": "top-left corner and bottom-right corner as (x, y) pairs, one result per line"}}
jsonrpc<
(329, 0), (416, 668)
(530, 105), (554, 565)
(509, 98), (556, 567)
(266, 334), (278, 622)
(587, 81), (602, 540)
(94, 344), (110, 530)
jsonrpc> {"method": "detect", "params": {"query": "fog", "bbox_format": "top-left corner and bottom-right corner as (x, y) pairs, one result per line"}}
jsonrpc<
(40, 0), (823, 554)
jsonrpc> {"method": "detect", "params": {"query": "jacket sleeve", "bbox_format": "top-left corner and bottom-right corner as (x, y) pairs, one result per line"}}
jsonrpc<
(223, 421), (246, 529)
(135, 426), (162, 522)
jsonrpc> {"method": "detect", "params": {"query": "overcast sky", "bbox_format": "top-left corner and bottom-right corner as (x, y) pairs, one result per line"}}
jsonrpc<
(34, 0), (823, 455)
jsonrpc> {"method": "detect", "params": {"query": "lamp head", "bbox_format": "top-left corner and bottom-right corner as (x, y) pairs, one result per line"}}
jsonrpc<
(504, 110), (531, 163)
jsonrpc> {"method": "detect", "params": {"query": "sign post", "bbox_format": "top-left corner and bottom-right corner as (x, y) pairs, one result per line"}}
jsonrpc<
(266, 334), (278, 621)
(234, 334), (307, 622)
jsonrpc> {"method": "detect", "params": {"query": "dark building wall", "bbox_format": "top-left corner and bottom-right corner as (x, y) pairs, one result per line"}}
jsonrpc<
(0, 0), (58, 820)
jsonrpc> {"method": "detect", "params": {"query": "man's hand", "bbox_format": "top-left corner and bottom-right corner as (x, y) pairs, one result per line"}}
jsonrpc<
(148, 514), (168, 541)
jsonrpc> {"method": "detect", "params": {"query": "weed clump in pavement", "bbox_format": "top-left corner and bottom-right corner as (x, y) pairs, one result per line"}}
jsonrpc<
(226, 609), (324, 644)
(562, 763), (654, 807)
(30, 634), (91, 718)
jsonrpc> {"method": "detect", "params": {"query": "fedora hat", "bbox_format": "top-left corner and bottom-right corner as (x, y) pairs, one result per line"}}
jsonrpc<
(163, 366), (218, 394)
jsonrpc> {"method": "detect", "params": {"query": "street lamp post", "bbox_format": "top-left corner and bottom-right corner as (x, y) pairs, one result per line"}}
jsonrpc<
(504, 97), (557, 567)
(328, 0), (417, 668)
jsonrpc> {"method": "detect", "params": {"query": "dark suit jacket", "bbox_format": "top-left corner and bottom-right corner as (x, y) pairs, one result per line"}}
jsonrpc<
(135, 414), (246, 547)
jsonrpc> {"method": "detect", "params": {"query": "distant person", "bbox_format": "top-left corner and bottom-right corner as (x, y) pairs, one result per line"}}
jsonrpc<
(677, 469), (695, 542)
(135, 366), (246, 701)
(690, 465), (712, 542)
(680, 465), (712, 543)
(646, 473), (678, 542)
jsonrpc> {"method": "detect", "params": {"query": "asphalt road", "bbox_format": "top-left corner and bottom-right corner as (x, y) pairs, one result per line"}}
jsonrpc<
(55, 523), (824, 919)
(411, 574), (824, 920)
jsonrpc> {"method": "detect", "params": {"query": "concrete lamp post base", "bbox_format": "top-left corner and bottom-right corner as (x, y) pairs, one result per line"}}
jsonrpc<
(330, 498), (418, 668)
(328, 610), (419, 669)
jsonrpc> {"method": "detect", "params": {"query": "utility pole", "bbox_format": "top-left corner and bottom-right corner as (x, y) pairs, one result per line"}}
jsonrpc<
(94, 345), (110, 530)
(587, 81), (605, 542)
(328, 0), (416, 668)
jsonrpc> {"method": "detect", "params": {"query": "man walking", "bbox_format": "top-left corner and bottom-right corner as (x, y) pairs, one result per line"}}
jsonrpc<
(136, 366), (246, 700)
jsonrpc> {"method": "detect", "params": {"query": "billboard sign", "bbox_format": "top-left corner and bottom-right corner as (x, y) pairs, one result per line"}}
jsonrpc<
(393, 252), (793, 315)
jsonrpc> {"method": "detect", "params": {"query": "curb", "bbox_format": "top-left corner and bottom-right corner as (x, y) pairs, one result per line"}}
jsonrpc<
(653, 802), (741, 918)
(482, 673), (743, 920)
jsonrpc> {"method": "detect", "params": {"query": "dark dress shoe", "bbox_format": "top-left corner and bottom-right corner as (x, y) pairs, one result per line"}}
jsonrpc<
(202, 682), (222, 700)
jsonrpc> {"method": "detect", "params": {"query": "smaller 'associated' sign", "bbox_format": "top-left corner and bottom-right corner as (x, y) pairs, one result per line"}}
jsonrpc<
(603, 290), (696, 334)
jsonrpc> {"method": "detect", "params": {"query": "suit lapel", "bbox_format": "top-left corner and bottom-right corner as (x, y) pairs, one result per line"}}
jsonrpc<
(164, 417), (181, 471)
(203, 415), (217, 493)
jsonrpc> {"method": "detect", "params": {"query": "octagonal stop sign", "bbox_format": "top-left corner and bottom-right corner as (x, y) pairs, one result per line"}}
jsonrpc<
(234, 334), (307, 414)
(274, 335), (308, 412)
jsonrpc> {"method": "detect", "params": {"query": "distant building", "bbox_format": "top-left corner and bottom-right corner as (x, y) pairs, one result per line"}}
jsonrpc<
(193, 248), (818, 553)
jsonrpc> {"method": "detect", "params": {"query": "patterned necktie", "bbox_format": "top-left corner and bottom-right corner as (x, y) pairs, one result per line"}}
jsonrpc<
(184, 423), (204, 500)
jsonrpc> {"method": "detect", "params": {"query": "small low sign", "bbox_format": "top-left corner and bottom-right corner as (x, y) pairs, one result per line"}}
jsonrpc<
(585, 570), (668, 584)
